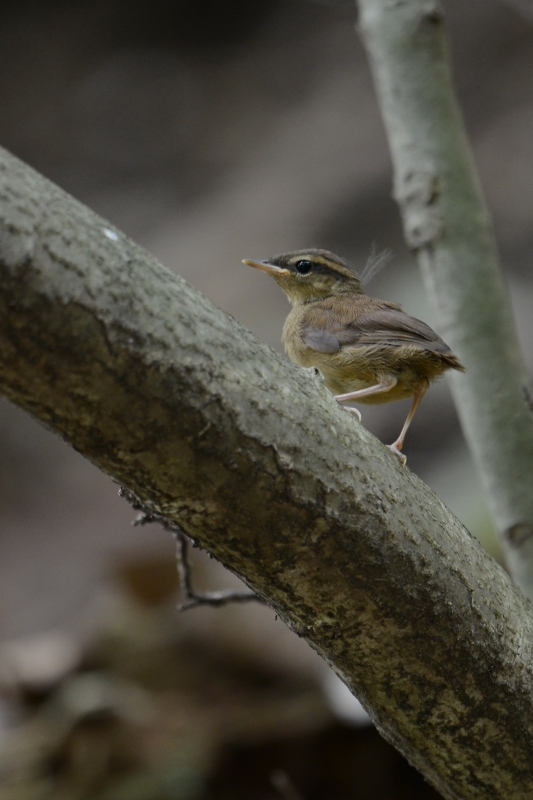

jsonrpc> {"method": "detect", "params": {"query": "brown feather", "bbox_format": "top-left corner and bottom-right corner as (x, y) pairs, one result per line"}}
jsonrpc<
(244, 248), (464, 411)
(283, 294), (464, 403)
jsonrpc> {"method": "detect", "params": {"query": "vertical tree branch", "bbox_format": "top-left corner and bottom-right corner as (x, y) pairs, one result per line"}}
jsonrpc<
(356, 0), (533, 598)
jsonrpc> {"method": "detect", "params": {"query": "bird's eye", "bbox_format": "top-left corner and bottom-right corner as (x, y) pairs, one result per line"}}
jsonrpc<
(294, 260), (313, 275)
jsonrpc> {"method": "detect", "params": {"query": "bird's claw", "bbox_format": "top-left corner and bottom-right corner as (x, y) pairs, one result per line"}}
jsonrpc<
(387, 442), (407, 466)
(341, 405), (362, 422)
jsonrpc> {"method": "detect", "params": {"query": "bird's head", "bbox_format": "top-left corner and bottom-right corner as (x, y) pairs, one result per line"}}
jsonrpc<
(243, 249), (364, 305)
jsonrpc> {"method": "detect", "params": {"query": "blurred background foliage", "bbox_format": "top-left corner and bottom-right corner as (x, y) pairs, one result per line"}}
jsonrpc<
(0, 0), (532, 796)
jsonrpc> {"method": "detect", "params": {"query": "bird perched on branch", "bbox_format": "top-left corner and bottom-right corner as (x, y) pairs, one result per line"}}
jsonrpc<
(243, 248), (464, 464)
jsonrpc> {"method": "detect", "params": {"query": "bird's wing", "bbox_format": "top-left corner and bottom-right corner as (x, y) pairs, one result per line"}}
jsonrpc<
(301, 328), (340, 353)
(350, 309), (451, 352)
(300, 301), (450, 355)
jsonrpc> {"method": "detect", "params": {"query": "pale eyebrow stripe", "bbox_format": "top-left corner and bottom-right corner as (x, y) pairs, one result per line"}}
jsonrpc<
(287, 255), (354, 280)
(287, 255), (331, 266)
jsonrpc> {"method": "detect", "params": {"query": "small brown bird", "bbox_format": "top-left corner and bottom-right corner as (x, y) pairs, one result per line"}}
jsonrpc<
(243, 248), (465, 463)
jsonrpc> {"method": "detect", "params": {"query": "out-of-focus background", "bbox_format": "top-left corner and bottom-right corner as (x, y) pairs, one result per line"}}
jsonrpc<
(0, 0), (532, 797)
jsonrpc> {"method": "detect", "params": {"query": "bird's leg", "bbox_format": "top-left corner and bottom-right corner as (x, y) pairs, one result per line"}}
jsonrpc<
(335, 377), (397, 423)
(387, 381), (428, 465)
(335, 376), (397, 417)
(335, 376), (398, 403)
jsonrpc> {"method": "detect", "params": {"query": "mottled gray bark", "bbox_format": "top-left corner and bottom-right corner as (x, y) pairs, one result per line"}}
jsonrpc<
(2, 148), (533, 798)
(357, 0), (533, 600)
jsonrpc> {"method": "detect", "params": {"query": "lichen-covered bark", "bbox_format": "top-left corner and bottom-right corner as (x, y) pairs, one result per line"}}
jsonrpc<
(356, 0), (533, 600)
(1, 147), (533, 799)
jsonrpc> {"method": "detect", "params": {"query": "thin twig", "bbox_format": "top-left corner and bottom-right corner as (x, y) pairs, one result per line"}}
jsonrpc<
(119, 487), (262, 610)
(172, 529), (262, 610)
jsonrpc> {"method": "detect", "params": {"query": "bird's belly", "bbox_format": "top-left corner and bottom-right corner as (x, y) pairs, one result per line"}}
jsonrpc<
(316, 359), (421, 404)
(286, 339), (424, 403)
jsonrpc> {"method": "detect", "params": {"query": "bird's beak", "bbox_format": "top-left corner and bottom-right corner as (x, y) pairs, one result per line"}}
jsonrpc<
(242, 259), (290, 276)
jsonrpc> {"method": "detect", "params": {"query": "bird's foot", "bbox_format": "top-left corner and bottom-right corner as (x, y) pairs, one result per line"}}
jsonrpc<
(387, 442), (407, 466)
(339, 403), (362, 422)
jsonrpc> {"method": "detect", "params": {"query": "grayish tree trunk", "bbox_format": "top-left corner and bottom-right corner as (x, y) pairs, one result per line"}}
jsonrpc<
(357, 0), (533, 599)
(1, 147), (533, 799)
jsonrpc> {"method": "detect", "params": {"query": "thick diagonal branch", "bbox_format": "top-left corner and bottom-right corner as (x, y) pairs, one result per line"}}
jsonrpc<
(1, 147), (533, 799)
(357, 0), (533, 599)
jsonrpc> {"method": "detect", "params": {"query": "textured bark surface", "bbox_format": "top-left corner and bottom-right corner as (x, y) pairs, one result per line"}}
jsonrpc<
(1, 147), (533, 799)
(357, 0), (533, 600)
